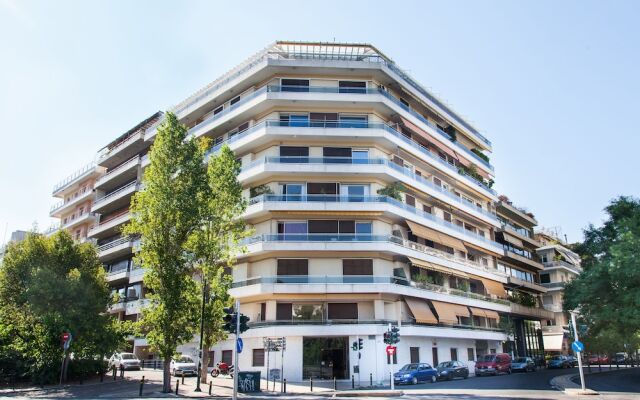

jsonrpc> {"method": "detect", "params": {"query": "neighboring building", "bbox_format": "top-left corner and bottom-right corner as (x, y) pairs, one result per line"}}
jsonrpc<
(48, 41), (553, 381)
(535, 230), (582, 354)
(0, 230), (29, 263)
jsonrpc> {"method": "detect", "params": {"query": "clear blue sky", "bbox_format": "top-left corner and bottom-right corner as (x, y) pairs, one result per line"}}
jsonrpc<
(1, 0), (638, 243)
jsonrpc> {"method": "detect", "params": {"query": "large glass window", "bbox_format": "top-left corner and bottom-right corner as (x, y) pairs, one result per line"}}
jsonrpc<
(343, 259), (373, 276)
(338, 81), (366, 94)
(310, 113), (338, 128)
(281, 183), (304, 201)
(293, 304), (324, 320)
(356, 222), (372, 234)
(277, 259), (309, 276)
(327, 303), (358, 320)
(280, 145), (309, 163)
(340, 184), (368, 201)
(281, 78), (309, 92)
(338, 115), (368, 128)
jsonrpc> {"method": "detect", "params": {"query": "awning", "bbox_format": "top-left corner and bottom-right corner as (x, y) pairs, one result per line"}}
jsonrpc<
(476, 277), (508, 298)
(398, 117), (460, 161)
(407, 221), (466, 252)
(431, 300), (470, 324)
(543, 333), (564, 351)
(502, 232), (524, 248)
(408, 257), (469, 279)
(404, 297), (438, 324)
(463, 241), (503, 257)
(483, 309), (500, 321)
(470, 307), (500, 321)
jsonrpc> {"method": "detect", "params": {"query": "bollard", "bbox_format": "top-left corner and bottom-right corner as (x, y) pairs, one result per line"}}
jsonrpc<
(352, 374), (355, 389)
(284, 378), (287, 393)
(175, 379), (179, 395)
(588, 362), (591, 373)
(389, 372), (392, 387)
(598, 362), (602, 372)
(100, 372), (104, 383)
(333, 376), (337, 391)
(120, 365), (125, 379)
(370, 372), (373, 387)
(209, 381), (212, 395)
(113, 366), (117, 381)
(310, 376), (313, 392)
(273, 376), (276, 392)
(139, 376), (144, 397)
(617, 361), (620, 370)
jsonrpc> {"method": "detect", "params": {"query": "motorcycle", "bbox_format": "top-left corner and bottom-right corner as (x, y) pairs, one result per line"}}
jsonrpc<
(210, 362), (234, 378)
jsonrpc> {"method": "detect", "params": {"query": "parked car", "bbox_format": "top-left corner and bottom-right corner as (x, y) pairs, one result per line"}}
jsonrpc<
(475, 353), (511, 376)
(566, 356), (579, 367)
(548, 355), (571, 369)
(613, 353), (628, 364)
(511, 357), (536, 372)
(533, 356), (546, 367)
(393, 363), (437, 384)
(588, 354), (610, 365)
(108, 352), (141, 371)
(170, 355), (197, 376)
(436, 361), (469, 380)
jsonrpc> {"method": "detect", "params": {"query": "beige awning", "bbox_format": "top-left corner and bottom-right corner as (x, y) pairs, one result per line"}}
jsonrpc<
(469, 307), (487, 317)
(502, 232), (524, 248)
(407, 221), (466, 252)
(464, 241), (503, 257)
(431, 300), (470, 324)
(404, 297), (438, 324)
(399, 117), (461, 162)
(476, 277), (508, 298)
(408, 257), (469, 279)
(484, 309), (500, 321)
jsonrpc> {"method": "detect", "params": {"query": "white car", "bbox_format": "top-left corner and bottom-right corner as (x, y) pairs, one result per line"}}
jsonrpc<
(108, 352), (141, 370)
(170, 355), (197, 376)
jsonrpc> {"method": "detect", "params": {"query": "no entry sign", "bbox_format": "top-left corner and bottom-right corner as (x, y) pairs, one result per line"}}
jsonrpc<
(386, 345), (396, 356)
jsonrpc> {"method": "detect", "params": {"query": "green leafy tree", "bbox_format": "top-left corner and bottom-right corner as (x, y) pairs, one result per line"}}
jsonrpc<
(123, 112), (208, 392)
(564, 196), (640, 355)
(0, 231), (128, 384)
(188, 145), (250, 383)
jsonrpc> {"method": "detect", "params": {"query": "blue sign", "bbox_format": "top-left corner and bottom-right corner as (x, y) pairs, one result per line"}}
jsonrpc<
(572, 341), (585, 353)
(236, 337), (244, 353)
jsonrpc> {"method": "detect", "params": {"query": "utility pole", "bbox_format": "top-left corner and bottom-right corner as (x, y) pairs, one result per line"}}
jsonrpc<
(571, 311), (586, 392)
(233, 299), (240, 400)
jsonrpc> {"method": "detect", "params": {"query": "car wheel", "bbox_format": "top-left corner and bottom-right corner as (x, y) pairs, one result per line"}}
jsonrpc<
(431, 375), (437, 383)
(411, 377), (418, 385)
(464, 372), (469, 379)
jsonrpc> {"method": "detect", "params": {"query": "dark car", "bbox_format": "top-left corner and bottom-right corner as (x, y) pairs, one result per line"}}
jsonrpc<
(548, 355), (571, 369)
(614, 353), (628, 364)
(511, 357), (536, 372)
(566, 356), (579, 367)
(475, 353), (511, 376)
(436, 361), (469, 380)
(393, 363), (437, 385)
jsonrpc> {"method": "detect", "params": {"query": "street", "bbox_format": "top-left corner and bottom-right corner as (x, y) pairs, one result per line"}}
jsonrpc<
(2, 367), (638, 399)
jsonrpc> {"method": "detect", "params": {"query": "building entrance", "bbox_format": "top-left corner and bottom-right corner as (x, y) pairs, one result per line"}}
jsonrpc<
(303, 337), (349, 379)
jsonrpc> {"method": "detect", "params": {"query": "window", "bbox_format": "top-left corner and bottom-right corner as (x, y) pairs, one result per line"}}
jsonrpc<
(443, 212), (452, 222)
(351, 149), (369, 163)
(323, 147), (352, 163)
(252, 349), (265, 367)
(260, 303), (266, 321)
(405, 195), (415, 207)
(213, 105), (224, 115)
(356, 222), (372, 234)
(540, 274), (551, 284)
(450, 348), (458, 361)
(280, 114), (309, 127)
(400, 97), (410, 107)
(276, 303), (292, 320)
(467, 348), (475, 361)
(293, 304), (323, 320)
(277, 259), (308, 275)
(341, 184), (369, 201)
(281, 78), (309, 92)
(308, 220), (339, 233)
(327, 303), (358, 320)
(280, 146), (309, 162)
(307, 182), (338, 196)
(277, 221), (307, 234)
(410, 347), (420, 363)
(432, 348), (439, 366)
(338, 81), (366, 94)
(423, 205), (432, 214)
(310, 112), (338, 127)
(281, 183), (304, 201)
(343, 259), (373, 275)
(230, 96), (241, 106)
(222, 350), (233, 365)
(338, 115), (368, 128)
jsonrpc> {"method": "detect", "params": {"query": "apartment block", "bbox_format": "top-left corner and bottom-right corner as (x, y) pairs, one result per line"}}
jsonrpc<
(47, 41), (554, 381)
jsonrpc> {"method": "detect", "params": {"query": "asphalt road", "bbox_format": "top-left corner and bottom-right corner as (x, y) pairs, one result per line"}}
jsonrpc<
(575, 367), (640, 393)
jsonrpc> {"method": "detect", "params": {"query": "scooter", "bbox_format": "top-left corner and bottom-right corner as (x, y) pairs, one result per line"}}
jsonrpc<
(211, 362), (234, 378)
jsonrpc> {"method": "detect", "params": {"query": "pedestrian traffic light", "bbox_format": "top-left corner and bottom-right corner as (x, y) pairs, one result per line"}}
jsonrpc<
(223, 307), (237, 334)
(352, 341), (358, 351)
(358, 338), (364, 350)
(383, 331), (391, 344)
(239, 314), (250, 333)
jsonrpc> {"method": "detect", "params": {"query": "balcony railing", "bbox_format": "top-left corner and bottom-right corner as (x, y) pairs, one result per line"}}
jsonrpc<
(543, 260), (583, 274)
(207, 119), (495, 194)
(249, 194), (501, 248)
(98, 130), (143, 161)
(241, 234), (506, 278)
(61, 212), (96, 229)
(98, 236), (136, 253)
(93, 181), (138, 207)
(52, 161), (96, 194)
(50, 189), (93, 213)
(96, 155), (140, 185)
(541, 281), (566, 289)
(242, 157), (497, 221)
(247, 319), (503, 332)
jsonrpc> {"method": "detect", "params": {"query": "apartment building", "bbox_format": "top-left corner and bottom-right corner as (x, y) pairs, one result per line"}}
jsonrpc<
(536, 230), (582, 354)
(47, 41), (552, 381)
(0, 230), (29, 264)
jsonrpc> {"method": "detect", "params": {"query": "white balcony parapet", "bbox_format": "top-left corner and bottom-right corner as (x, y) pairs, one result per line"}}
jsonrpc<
(52, 161), (98, 195)
(88, 211), (131, 237)
(50, 190), (93, 216)
(95, 155), (141, 187)
(92, 181), (138, 210)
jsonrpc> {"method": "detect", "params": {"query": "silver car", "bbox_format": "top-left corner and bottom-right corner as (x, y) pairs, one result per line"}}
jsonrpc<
(108, 352), (141, 370)
(170, 355), (197, 376)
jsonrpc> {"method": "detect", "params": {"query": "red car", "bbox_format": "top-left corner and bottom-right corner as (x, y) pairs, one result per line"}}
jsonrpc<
(588, 354), (610, 365)
(475, 353), (512, 376)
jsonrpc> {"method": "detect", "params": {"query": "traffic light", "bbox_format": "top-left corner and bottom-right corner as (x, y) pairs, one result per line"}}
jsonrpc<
(223, 307), (237, 334)
(352, 341), (358, 351)
(239, 314), (250, 333)
(358, 338), (364, 350)
(383, 331), (391, 344)
(390, 326), (400, 344)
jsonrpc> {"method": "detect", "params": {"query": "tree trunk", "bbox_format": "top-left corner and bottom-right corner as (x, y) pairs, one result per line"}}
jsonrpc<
(163, 358), (171, 393)
(62, 353), (70, 382)
(200, 337), (212, 384)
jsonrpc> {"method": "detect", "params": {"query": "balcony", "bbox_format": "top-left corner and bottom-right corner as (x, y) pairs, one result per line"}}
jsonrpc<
(543, 304), (564, 313)
(60, 212), (97, 231)
(52, 161), (102, 197)
(543, 260), (582, 275)
(95, 155), (141, 191)
(109, 301), (126, 313)
(88, 210), (131, 239)
(509, 303), (555, 320)
(241, 234), (507, 281)
(92, 181), (138, 214)
(498, 224), (540, 247)
(98, 236), (139, 261)
(50, 189), (93, 218)
(207, 120), (496, 197)
(247, 194), (503, 254)
(97, 131), (146, 169)
(105, 265), (130, 283)
(129, 266), (145, 283)
(497, 200), (537, 226)
(541, 281), (566, 290)
(126, 298), (150, 315)
(240, 157), (498, 225)
(506, 276), (548, 293)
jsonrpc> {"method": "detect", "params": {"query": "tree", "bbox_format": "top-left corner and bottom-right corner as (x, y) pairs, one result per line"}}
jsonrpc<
(564, 196), (640, 355)
(123, 112), (209, 392)
(0, 231), (128, 384)
(187, 145), (250, 383)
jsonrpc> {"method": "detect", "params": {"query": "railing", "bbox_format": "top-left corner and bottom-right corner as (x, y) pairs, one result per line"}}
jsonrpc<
(98, 155), (140, 182)
(50, 189), (93, 213)
(95, 209), (130, 227)
(500, 223), (532, 239)
(98, 236), (135, 252)
(207, 119), (495, 194)
(249, 194), (501, 247)
(543, 304), (564, 312)
(52, 161), (96, 193)
(106, 263), (129, 276)
(61, 212), (96, 229)
(509, 303), (555, 319)
(541, 281), (566, 289)
(242, 157), (497, 221)
(543, 260), (583, 274)
(241, 234), (506, 277)
(247, 319), (504, 332)
(98, 130), (143, 160)
(94, 181), (138, 206)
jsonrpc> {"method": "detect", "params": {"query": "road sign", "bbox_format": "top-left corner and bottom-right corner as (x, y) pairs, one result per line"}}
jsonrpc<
(572, 340), (585, 353)
(386, 345), (396, 356)
(62, 332), (70, 341)
(236, 337), (244, 353)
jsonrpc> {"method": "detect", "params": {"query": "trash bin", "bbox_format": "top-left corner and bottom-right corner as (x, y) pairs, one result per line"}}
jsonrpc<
(237, 371), (261, 393)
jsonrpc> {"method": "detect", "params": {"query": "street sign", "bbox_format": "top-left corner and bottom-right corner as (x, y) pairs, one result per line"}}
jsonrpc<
(572, 340), (585, 353)
(236, 338), (244, 353)
(386, 345), (396, 355)
(62, 333), (70, 341)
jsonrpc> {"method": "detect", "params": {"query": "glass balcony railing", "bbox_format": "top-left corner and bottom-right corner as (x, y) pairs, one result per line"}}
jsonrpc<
(242, 157), (498, 221)
(249, 194), (501, 248)
(206, 119), (495, 194)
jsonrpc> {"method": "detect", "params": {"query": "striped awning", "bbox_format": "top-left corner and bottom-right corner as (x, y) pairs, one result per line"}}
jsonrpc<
(408, 257), (469, 279)
(404, 297), (438, 324)
(407, 221), (466, 252)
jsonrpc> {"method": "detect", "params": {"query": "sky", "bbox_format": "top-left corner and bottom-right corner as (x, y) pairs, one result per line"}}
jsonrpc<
(0, 0), (638, 244)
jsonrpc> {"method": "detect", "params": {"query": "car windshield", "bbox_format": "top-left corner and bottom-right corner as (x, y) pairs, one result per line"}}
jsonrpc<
(437, 362), (453, 368)
(121, 354), (136, 360)
(514, 358), (528, 363)
(176, 356), (193, 363)
(551, 356), (564, 360)
(479, 355), (496, 362)
(399, 364), (418, 371)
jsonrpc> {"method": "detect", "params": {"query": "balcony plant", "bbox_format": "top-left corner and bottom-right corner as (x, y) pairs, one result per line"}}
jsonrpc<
(377, 182), (404, 201)
(249, 184), (274, 197)
(471, 148), (490, 163)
